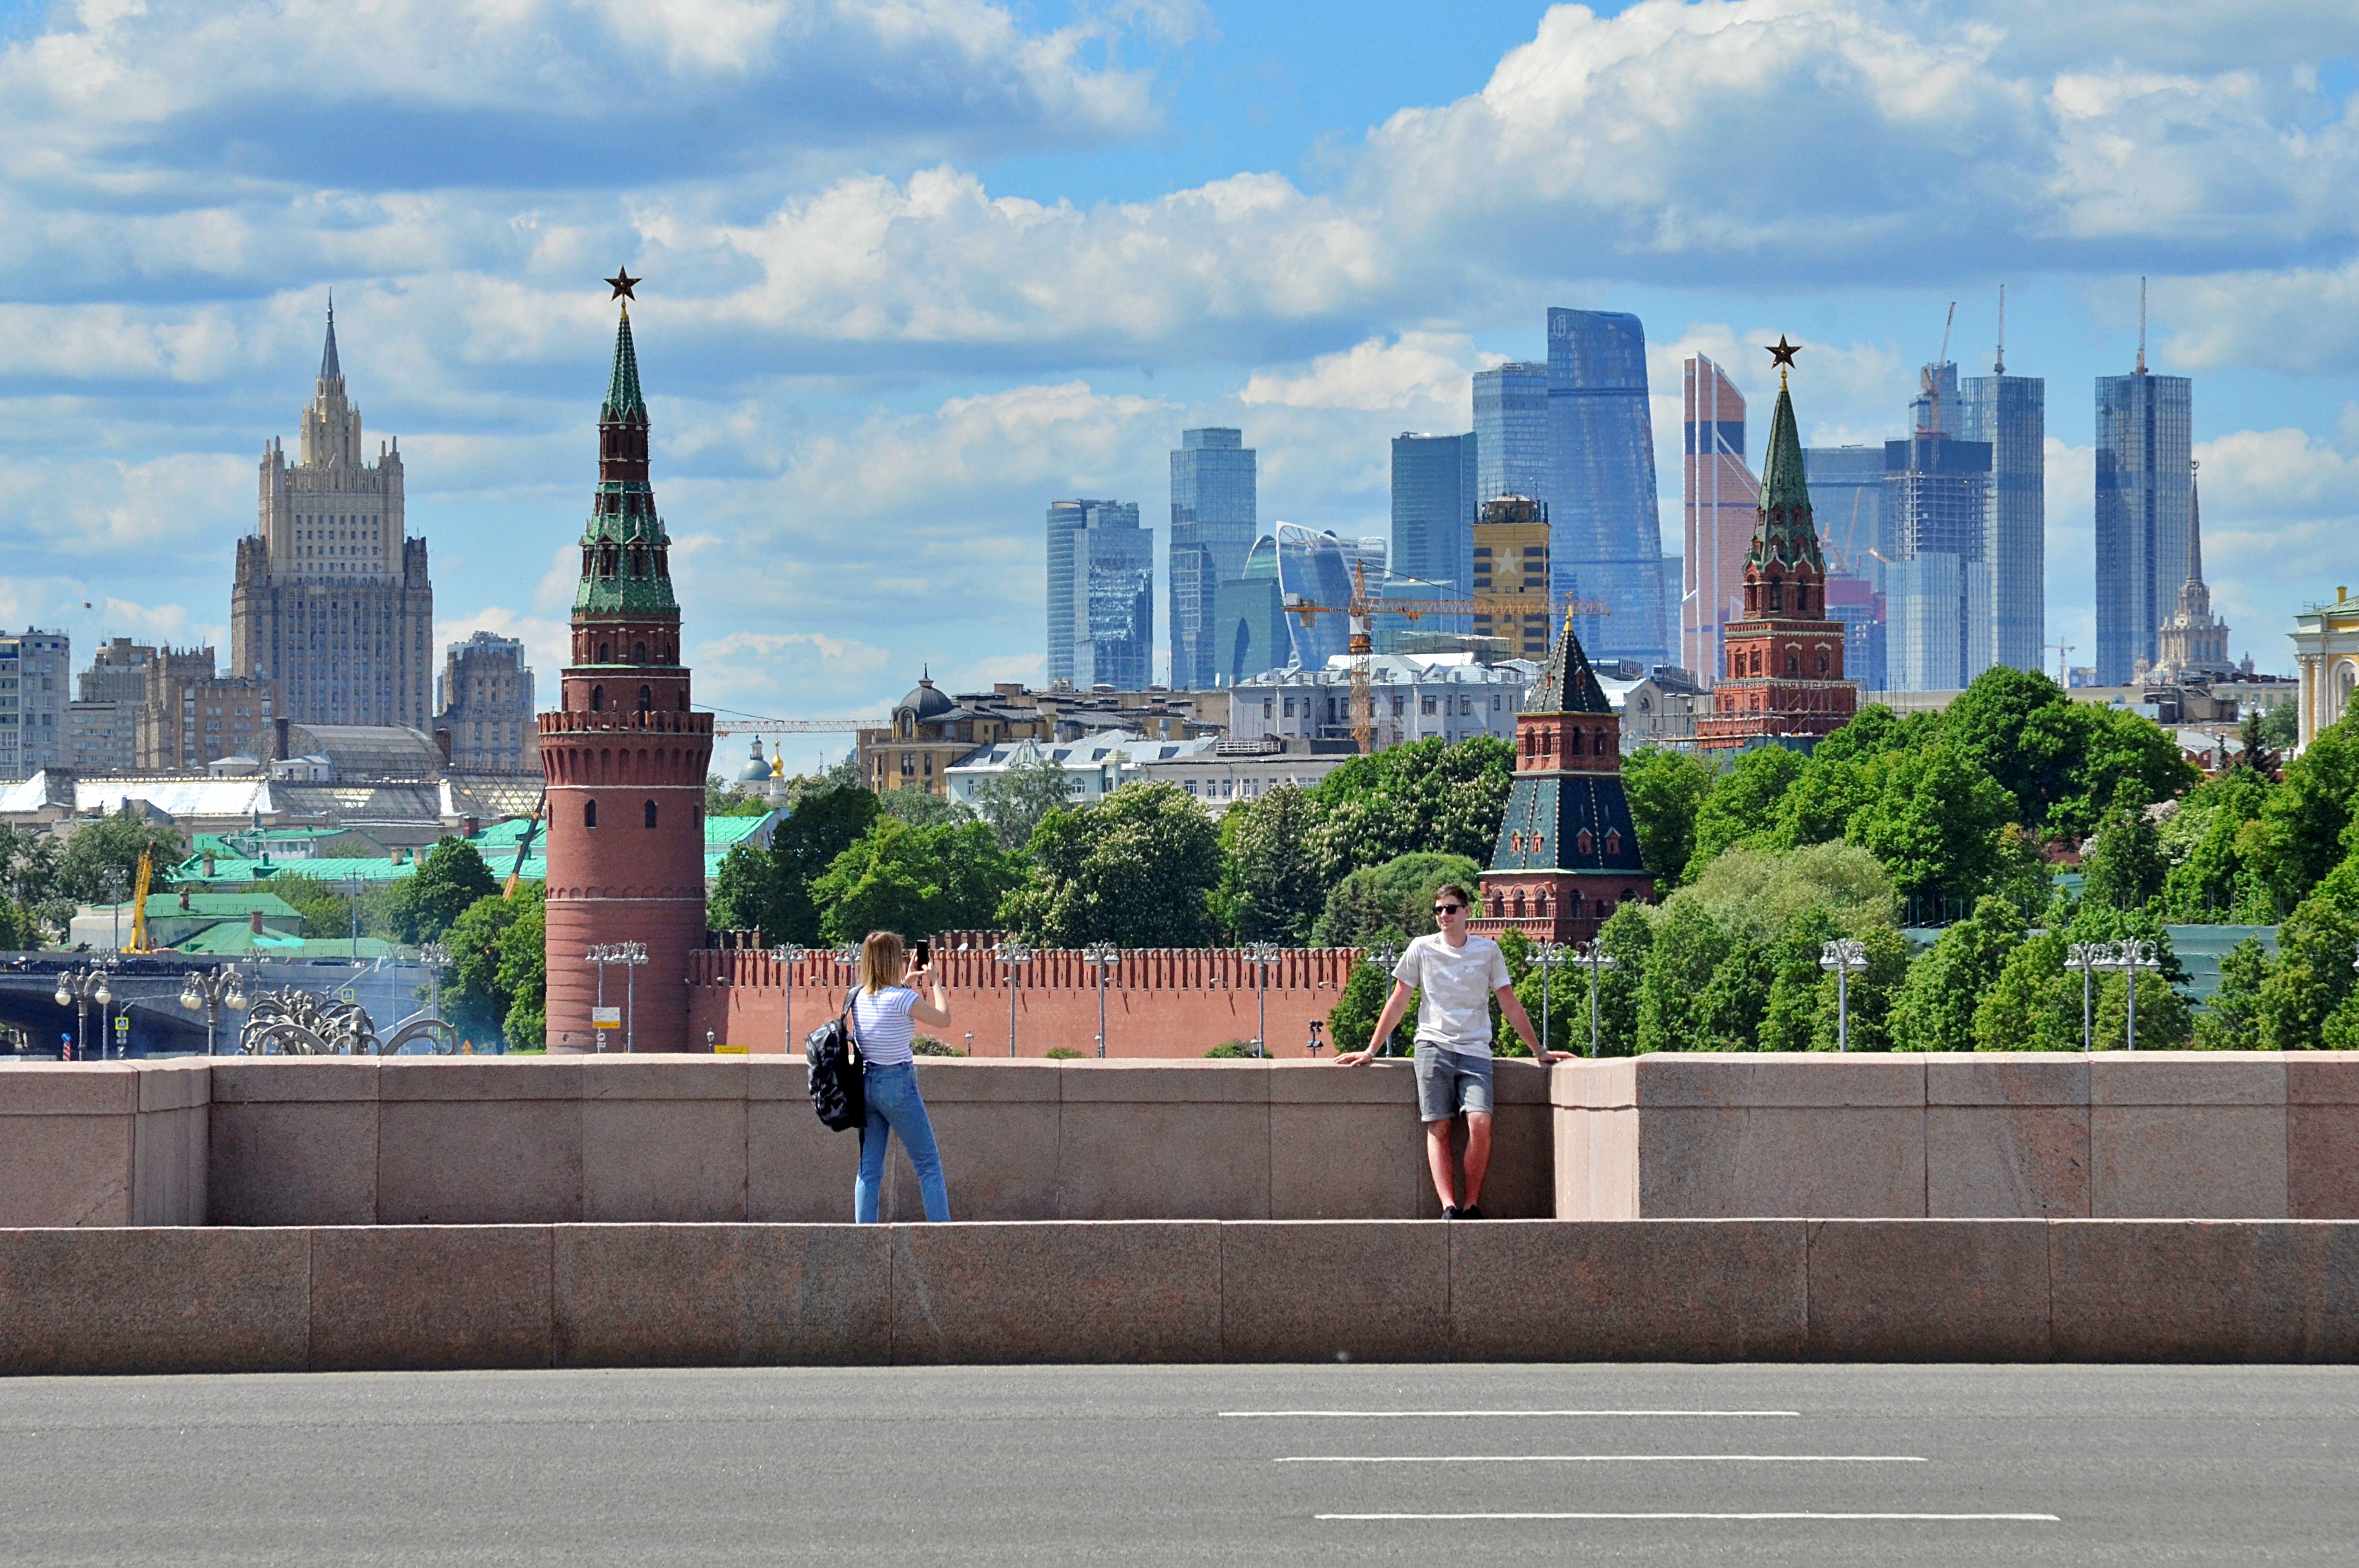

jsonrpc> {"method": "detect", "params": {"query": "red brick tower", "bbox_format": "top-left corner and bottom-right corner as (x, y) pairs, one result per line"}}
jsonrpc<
(1695, 339), (1858, 749)
(539, 278), (714, 1052)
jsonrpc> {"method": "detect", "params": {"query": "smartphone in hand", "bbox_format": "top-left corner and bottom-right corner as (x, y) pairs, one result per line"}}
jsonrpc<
(911, 939), (932, 972)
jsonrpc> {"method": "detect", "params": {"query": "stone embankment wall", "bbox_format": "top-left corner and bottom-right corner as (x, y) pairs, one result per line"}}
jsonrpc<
(686, 947), (1361, 1058)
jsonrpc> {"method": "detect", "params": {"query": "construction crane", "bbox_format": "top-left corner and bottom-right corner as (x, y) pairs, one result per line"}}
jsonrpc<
(125, 847), (154, 954)
(1284, 558), (1612, 754)
(708, 718), (874, 735)
(1919, 300), (1956, 435)
(503, 791), (545, 899)
(2045, 640), (2075, 687)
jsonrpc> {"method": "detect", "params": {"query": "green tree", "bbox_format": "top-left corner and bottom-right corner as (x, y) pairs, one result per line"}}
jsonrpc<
(707, 785), (879, 943)
(2258, 700), (2299, 752)
(494, 886), (547, 1049)
(2194, 938), (2271, 1049)
(1677, 840), (1897, 936)
(1306, 735), (1513, 885)
(811, 818), (1018, 943)
(2257, 863), (2359, 1050)
(2234, 707), (2279, 780)
(1940, 667), (2076, 826)
(1636, 899), (1735, 1052)
(969, 752), (1079, 852)
(877, 786), (971, 827)
(1846, 744), (2016, 920)
(1218, 785), (1329, 944)
(1685, 744), (1806, 878)
(275, 877), (395, 943)
(442, 886), (541, 1048)
(2247, 718), (2359, 912)
(704, 778), (775, 817)
(2159, 767), (2273, 922)
(1311, 851), (1482, 948)
(2044, 703), (2199, 840)
(1973, 929), (2083, 1052)
(2081, 795), (2167, 912)
(1327, 959), (1412, 1055)
(999, 782), (1223, 947)
(1807, 923), (1912, 1052)
(1889, 895), (2029, 1053)
(0, 824), (66, 941)
(1621, 747), (1712, 891)
(58, 808), (185, 905)
(1756, 906), (1841, 1053)
(385, 837), (500, 943)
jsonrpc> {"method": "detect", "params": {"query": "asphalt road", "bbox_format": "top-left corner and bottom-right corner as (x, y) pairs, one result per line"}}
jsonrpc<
(2, 1362), (2355, 1565)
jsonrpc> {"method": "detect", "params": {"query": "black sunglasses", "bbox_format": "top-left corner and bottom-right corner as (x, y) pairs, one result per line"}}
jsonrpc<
(1433, 903), (1464, 914)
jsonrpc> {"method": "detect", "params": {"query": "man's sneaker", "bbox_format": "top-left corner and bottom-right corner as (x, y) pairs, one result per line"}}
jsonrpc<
(1442, 1205), (1462, 1219)
(1461, 1205), (1485, 1219)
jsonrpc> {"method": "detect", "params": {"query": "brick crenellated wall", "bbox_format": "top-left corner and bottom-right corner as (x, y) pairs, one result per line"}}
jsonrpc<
(686, 945), (1365, 1058)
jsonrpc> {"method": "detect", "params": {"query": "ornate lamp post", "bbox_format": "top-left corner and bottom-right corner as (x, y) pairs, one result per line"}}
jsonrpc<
(2095, 939), (2162, 1051)
(768, 944), (807, 1053)
(418, 942), (450, 1024)
(585, 944), (613, 1051)
(1305, 1018), (1327, 1057)
(1819, 938), (1870, 1053)
(994, 941), (1031, 1057)
(2063, 943), (2106, 1053)
(1244, 942), (1280, 1058)
(1530, 940), (1567, 1057)
(1083, 943), (1118, 1058)
(1365, 943), (1401, 1056)
(613, 941), (648, 1053)
(177, 965), (247, 1057)
(1575, 938), (1618, 1058)
(54, 965), (112, 1060)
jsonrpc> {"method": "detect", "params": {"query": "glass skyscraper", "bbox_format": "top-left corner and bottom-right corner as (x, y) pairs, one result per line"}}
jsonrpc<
(1048, 499), (1150, 688)
(1803, 444), (1890, 589)
(1473, 363), (1548, 509)
(1547, 308), (1668, 669)
(1882, 428), (1993, 690)
(1387, 431), (1476, 646)
(1212, 535), (1288, 686)
(1169, 427), (1257, 691)
(1955, 369), (2046, 676)
(1683, 356), (1756, 682)
(1274, 523), (1354, 671)
(2095, 370), (2193, 685)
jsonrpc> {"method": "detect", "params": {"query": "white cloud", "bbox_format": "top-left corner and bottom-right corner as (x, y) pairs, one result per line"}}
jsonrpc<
(1241, 332), (1492, 412)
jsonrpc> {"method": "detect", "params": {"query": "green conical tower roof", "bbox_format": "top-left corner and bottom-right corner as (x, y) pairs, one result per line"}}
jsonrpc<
(575, 304), (677, 618)
(1525, 605), (1614, 716)
(604, 305), (647, 423)
(1748, 374), (1824, 573)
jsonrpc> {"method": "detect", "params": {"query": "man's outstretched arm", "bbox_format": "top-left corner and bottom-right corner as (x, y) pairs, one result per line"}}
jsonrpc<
(1336, 980), (1414, 1066)
(1497, 983), (1559, 1065)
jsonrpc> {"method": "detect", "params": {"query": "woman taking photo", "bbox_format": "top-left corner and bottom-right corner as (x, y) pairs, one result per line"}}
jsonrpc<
(850, 930), (953, 1223)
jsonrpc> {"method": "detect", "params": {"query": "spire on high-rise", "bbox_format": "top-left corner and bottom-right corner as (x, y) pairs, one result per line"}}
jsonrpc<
(2187, 459), (2204, 586)
(320, 295), (341, 381)
(1749, 355), (1825, 577)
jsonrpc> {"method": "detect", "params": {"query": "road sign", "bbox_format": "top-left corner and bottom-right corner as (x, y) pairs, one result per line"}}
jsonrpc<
(712, 1043), (748, 1055)
(591, 1007), (622, 1029)
(338, 987), (357, 1004)
(113, 1016), (129, 1034)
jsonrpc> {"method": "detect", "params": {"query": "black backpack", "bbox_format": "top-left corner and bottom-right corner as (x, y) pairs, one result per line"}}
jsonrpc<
(806, 991), (866, 1132)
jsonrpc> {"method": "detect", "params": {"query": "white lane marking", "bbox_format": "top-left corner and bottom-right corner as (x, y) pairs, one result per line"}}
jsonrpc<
(1320, 1512), (2060, 1523)
(1278, 1454), (1925, 1465)
(1219, 1409), (1801, 1419)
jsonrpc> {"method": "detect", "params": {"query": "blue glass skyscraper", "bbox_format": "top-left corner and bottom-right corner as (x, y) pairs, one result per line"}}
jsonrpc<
(1546, 308), (1668, 668)
(1169, 428), (1257, 691)
(1388, 431), (1476, 645)
(1955, 365), (2046, 675)
(1072, 500), (1152, 690)
(2095, 368), (2192, 685)
(1473, 363), (1548, 508)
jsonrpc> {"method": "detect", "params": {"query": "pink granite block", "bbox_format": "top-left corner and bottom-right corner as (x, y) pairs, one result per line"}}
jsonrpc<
(1926, 1054), (2089, 1107)
(1056, 1060), (1272, 1103)
(746, 1099), (859, 1223)
(1585, 1057), (1639, 1110)
(2050, 1220), (2359, 1360)
(1055, 1101), (1269, 1220)
(1220, 1221), (1449, 1361)
(581, 1097), (749, 1222)
(377, 1099), (582, 1224)
(209, 1058), (380, 1103)
(0, 1227), (309, 1374)
(1636, 1053), (1926, 1108)
(1449, 1219), (1808, 1360)
(1928, 1106), (2091, 1218)
(131, 1105), (207, 1225)
(918, 1060), (1069, 1103)
(1489, 1060), (1553, 1106)
(309, 1225), (554, 1371)
(208, 1099), (378, 1225)
(2285, 1055), (2359, 1105)
(1268, 1060), (1420, 1106)
(1637, 1106), (1926, 1217)
(2091, 1106), (2288, 1218)
(0, 1063), (137, 1115)
(1269, 1102), (1427, 1219)
(552, 1224), (889, 1367)
(1553, 1104), (1591, 1219)
(1472, 1101), (1554, 1219)
(2089, 1053), (2284, 1106)
(887, 1221), (1222, 1364)
(378, 1057), (584, 1101)
(135, 1058), (213, 1113)
(579, 1056), (749, 1101)
(1805, 1219), (2052, 1359)
(2288, 1105), (2359, 1219)
(0, 1114), (132, 1227)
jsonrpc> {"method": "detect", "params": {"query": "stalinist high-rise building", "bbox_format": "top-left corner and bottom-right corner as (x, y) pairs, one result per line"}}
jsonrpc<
(231, 306), (434, 729)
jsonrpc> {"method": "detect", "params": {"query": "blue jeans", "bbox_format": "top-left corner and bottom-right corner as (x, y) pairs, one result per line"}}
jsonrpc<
(853, 1061), (951, 1223)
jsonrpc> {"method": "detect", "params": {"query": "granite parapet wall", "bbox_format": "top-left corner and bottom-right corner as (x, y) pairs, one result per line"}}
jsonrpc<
(1550, 1052), (2359, 1220)
(4, 1219), (2357, 1375)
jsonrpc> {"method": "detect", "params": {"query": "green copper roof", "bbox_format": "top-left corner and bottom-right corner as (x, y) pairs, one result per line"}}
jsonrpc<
(605, 308), (646, 422)
(1524, 607), (1614, 715)
(1749, 376), (1825, 573)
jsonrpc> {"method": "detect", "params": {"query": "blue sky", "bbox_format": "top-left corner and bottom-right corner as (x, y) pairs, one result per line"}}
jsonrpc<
(2, 0), (2357, 765)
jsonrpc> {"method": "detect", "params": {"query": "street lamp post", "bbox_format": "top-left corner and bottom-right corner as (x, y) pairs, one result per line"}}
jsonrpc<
(1305, 1019), (1326, 1057)
(768, 944), (807, 1054)
(1083, 943), (1118, 1058)
(1366, 943), (1401, 1056)
(1244, 942), (1279, 1058)
(54, 965), (112, 1060)
(418, 942), (449, 1024)
(177, 965), (247, 1056)
(586, 945), (612, 1051)
(2096, 939), (2162, 1051)
(2064, 943), (2105, 1053)
(101, 868), (125, 955)
(616, 941), (647, 1053)
(994, 941), (1031, 1056)
(1530, 941), (1567, 1057)
(1819, 938), (1870, 1053)
(1574, 939), (1617, 1058)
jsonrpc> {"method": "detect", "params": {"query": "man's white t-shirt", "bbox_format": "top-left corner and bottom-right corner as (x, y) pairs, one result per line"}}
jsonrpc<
(1393, 932), (1511, 1053)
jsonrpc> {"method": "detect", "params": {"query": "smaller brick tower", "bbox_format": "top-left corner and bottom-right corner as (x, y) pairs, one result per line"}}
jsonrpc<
(1473, 606), (1655, 945)
(539, 281), (714, 1052)
(1695, 340), (1858, 749)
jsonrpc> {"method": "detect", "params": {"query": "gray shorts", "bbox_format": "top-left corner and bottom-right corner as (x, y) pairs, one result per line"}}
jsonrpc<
(1413, 1042), (1494, 1121)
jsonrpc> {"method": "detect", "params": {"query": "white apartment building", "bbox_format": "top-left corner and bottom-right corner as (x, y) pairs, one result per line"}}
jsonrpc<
(0, 629), (70, 781)
(1229, 653), (1535, 749)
